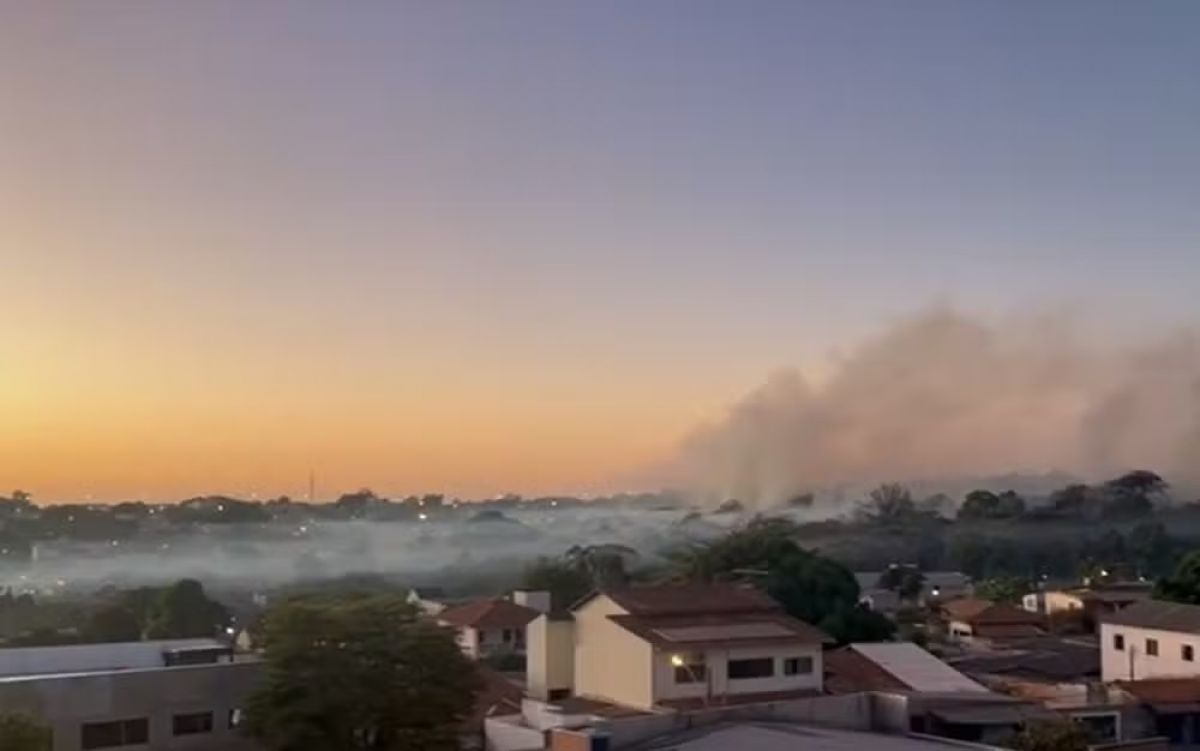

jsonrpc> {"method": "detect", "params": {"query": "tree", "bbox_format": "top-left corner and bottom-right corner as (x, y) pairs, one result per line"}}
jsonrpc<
(857, 484), (916, 524)
(145, 579), (229, 639)
(975, 577), (1028, 604)
(0, 714), (51, 751)
(1102, 470), (1166, 519)
(245, 594), (480, 751)
(1155, 550), (1200, 605)
(877, 566), (925, 601)
(522, 557), (592, 611)
(1004, 719), (1089, 751)
(563, 544), (637, 589)
(82, 604), (143, 643)
(666, 516), (895, 644)
(959, 490), (1026, 521)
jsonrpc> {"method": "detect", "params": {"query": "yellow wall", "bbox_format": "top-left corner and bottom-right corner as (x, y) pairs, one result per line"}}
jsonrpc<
(573, 595), (653, 710)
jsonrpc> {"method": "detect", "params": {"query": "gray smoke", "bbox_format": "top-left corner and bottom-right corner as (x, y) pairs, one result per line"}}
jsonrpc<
(669, 309), (1200, 507)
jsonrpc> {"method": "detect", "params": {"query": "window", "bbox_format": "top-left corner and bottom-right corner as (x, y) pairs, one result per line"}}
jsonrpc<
(502, 629), (512, 643)
(173, 712), (214, 736)
(81, 718), (149, 750)
(1185, 644), (1195, 662)
(784, 656), (814, 676)
(1113, 633), (1124, 651)
(727, 658), (774, 680)
(1147, 638), (1159, 657)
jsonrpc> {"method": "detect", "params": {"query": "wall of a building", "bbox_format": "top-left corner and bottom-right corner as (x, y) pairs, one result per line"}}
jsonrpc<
(1100, 623), (1200, 682)
(572, 595), (652, 710)
(650, 643), (823, 703)
(527, 616), (574, 700)
(0, 660), (262, 751)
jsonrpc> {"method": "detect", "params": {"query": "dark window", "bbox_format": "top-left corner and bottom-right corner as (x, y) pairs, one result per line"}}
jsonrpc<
(502, 629), (512, 642)
(784, 656), (813, 676)
(1147, 638), (1159, 657)
(1185, 644), (1195, 662)
(1113, 633), (1125, 651)
(81, 718), (149, 750)
(173, 712), (214, 736)
(727, 658), (774, 679)
(673, 662), (707, 683)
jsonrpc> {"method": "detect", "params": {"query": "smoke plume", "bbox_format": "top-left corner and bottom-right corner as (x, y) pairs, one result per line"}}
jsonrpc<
(670, 309), (1200, 506)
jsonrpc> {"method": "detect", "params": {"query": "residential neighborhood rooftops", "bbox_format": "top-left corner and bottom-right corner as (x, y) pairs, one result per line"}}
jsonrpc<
(1117, 678), (1200, 710)
(948, 636), (1100, 682)
(826, 643), (988, 695)
(438, 598), (541, 630)
(623, 721), (1005, 750)
(0, 638), (226, 678)
(609, 610), (829, 649)
(577, 584), (780, 616)
(1101, 599), (1200, 633)
(942, 599), (1041, 626)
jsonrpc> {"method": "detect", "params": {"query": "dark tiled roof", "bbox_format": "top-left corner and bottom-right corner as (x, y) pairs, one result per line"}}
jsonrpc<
(1102, 600), (1200, 633)
(824, 647), (911, 693)
(1117, 678), (1200, 705)
(608, 611), (828, 649)
(577, 584), (781, 617)
(438, 599), (540, 629)
(942, 599), (1042, 627)
(950, 637), (1100, 681)
(464, 666), (524, 729)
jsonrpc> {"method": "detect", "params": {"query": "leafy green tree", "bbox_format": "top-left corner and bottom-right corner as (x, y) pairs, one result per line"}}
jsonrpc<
(877, 566), (925, 601)
(0, 714), (52, 751)
(667, 516), (895, 643)
(1004, 719), (1089, 751)
(959, 490), (1026, 520)
(857, 484), (916, 524)
(245, 594), (480, 751)
(523, 557), (592, 611)
(1129, 521), (1177, 576)
(1155, 550), (1200, 605)
(82, 604), (143, 643)
(564, 544), (637, 589)
(145, 579), (229, 639)
(975, 577), (1028, 604)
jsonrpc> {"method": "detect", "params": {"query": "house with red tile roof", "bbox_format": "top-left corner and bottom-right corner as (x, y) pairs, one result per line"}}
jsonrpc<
(438, 597), (542, 659)
(526, 583), (828, 711)
(940, 598), (1045, 644)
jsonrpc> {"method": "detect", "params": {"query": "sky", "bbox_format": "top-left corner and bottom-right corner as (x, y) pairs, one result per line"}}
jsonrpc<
(2, 1), (1199, 502)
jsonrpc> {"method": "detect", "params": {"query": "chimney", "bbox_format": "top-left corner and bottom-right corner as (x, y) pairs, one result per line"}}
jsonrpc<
(513, 589), (552, 614)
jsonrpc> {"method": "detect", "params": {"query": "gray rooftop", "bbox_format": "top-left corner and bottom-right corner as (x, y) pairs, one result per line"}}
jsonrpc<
(1102, 599), (1200, 634)
(630, 722), (1002, 750)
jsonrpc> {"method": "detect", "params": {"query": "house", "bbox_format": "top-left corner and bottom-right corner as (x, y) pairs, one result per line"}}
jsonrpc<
(527, 583), (828, 711)
(461, 665), (525, 750)
(1113, 678), (1200, 748)
(825, 642), (989, 694)
(0, 639), (260, 751)
(1022, 583), (1152, 632)
(1101, 600), (1200, 683)
(438, 593), (543, 659)
(940, 599), (1044, 644)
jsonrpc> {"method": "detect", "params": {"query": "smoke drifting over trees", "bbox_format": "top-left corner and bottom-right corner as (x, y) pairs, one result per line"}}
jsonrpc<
(671, 309), (1200, 507)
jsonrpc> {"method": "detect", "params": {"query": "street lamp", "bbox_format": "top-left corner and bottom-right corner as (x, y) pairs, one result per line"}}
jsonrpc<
(670, 654), (711, 708)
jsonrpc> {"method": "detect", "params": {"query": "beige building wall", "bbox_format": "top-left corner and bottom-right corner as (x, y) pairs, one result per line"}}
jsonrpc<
(651, 644), (822, 703)
(0, 661), (261, 751)
(1101, 623), (1200, 682)
(527, 615), (575, 700)
(573, 595), (653, 709)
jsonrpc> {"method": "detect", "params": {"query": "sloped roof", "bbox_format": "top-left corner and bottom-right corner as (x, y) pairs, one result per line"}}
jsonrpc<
(438, 599), (540, 629)
(841, 642), (988, 694)
(464, 666), (524, 730)
(1117, 678), (1200, 706)
(579, 584), (781, 616)
(1102, 599), (1200, 634)
(943, 599), (1042, 626)
(609, 611), (828, 649)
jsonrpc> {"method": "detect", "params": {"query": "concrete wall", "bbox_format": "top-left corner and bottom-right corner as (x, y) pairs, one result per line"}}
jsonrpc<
(514, 591), (552, 614)
(1101, 623), (1200, 682)
(0, 660), (262, 751)
(527, 616), (574, 700)
(650, 644), (822, 703)
(484, 717), (545, 751)
(573, 595), (653, 710)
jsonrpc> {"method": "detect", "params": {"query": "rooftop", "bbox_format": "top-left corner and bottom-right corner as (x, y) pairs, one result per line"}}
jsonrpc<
(827, 643), (988, 695)
(0, 638), (225, 678)
(625, 721), (1004, 750)
(579, 584), (781, 617)
(609, 610), (828, 650)
(1102, 599), (1200, 633)
(941, 599), (1042, 626)
(1117, 677), (1200, 708)
(438, 599), (540, 630)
